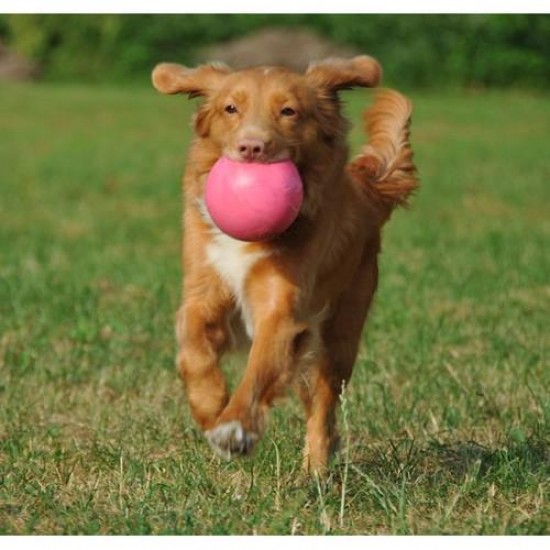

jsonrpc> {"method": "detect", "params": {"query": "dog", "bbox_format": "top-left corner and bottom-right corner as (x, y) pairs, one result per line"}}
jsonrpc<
(152, 55), (418, 474)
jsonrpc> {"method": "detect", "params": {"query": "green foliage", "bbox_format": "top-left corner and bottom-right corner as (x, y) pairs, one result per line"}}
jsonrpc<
(0, 15), (9, 38)
(3, 14), (550, 88)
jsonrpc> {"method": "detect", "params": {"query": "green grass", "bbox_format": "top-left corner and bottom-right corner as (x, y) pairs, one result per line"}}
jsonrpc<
(0, 82), (549, 535)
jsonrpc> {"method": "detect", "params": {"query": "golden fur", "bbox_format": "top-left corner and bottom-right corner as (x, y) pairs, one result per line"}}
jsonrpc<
(152, 55), (418, 473)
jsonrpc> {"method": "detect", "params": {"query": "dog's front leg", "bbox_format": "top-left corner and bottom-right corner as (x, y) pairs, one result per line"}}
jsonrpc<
(177, 276), (234, 432)
(206, 270), (305, 459)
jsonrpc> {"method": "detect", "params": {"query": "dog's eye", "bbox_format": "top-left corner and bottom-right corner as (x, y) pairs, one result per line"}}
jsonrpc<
(280, 107), (297, 117)
(225, 104), (238, 114)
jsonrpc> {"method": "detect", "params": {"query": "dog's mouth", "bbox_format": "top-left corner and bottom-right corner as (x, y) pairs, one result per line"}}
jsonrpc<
(222, 142), (296, 164)
(223, 148), (293, 165)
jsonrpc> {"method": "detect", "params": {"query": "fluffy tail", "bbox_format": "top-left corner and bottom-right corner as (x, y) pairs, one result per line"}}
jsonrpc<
(348, 89), (419, 216)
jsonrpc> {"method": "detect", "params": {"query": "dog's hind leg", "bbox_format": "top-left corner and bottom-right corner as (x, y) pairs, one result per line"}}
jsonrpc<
(299, 252), (379, 475)
(297, 358), (342, 476)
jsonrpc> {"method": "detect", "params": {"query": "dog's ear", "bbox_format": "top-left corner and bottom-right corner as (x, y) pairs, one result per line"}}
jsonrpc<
(305, 55), (382, 92)
(151, 62), (231, 98)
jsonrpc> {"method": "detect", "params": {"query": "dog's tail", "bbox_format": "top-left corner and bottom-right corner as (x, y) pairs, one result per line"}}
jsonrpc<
(348, 89), (419, 218)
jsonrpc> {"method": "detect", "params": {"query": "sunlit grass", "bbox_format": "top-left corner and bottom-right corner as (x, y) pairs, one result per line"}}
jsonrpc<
(0, 83), (549, 534)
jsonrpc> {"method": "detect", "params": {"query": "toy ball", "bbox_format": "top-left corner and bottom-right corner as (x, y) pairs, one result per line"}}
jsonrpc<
(204, 157), (304, 242)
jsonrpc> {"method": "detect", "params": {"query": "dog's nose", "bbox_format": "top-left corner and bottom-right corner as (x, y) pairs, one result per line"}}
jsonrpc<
(237, 138), (265, 161)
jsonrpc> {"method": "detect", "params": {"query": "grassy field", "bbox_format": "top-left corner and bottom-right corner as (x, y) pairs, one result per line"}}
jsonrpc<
(0, 82), (549, 535)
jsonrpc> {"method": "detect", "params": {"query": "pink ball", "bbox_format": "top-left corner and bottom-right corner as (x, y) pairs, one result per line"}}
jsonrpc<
(204, 157), (304, 242)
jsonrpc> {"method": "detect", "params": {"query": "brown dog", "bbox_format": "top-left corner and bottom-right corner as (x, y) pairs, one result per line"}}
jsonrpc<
(152, 56), (418, 474)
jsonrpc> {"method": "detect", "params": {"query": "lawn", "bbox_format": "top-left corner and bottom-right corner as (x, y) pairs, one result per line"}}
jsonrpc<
(0, 82), (549, 535)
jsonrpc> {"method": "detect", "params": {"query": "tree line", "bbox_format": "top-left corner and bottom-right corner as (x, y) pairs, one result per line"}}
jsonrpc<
(1, 14), (548, 88)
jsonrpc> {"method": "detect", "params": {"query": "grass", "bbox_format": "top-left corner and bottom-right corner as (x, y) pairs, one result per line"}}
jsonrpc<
(0, 82), (549, 535)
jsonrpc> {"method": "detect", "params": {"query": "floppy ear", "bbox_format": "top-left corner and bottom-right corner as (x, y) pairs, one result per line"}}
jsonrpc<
(305, 55), (382, 92)
(151, 62), (231, 98)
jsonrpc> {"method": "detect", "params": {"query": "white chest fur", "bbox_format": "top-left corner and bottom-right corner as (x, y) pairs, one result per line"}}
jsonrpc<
(206, 230), (268, 338)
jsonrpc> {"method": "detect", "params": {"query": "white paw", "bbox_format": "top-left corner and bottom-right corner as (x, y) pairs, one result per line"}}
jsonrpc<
(205, 421), (258, 459)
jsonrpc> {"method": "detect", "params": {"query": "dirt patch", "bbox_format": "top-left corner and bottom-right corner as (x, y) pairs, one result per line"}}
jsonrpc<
(198, 27), (360, 72)
(0, 41), (39, 81)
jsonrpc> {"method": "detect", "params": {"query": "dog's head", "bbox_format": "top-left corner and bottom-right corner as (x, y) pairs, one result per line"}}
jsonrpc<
(152, 57), (381, 167)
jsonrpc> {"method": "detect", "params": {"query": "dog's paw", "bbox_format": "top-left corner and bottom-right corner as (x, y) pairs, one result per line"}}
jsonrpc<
(205, 421), (259, 459)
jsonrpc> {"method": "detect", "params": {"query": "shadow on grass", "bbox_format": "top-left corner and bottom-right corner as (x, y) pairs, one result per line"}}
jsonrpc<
(350, 434), (550, 487)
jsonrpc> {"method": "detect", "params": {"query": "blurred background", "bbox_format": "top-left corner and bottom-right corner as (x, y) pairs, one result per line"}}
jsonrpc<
(0, 14), (549, 88)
